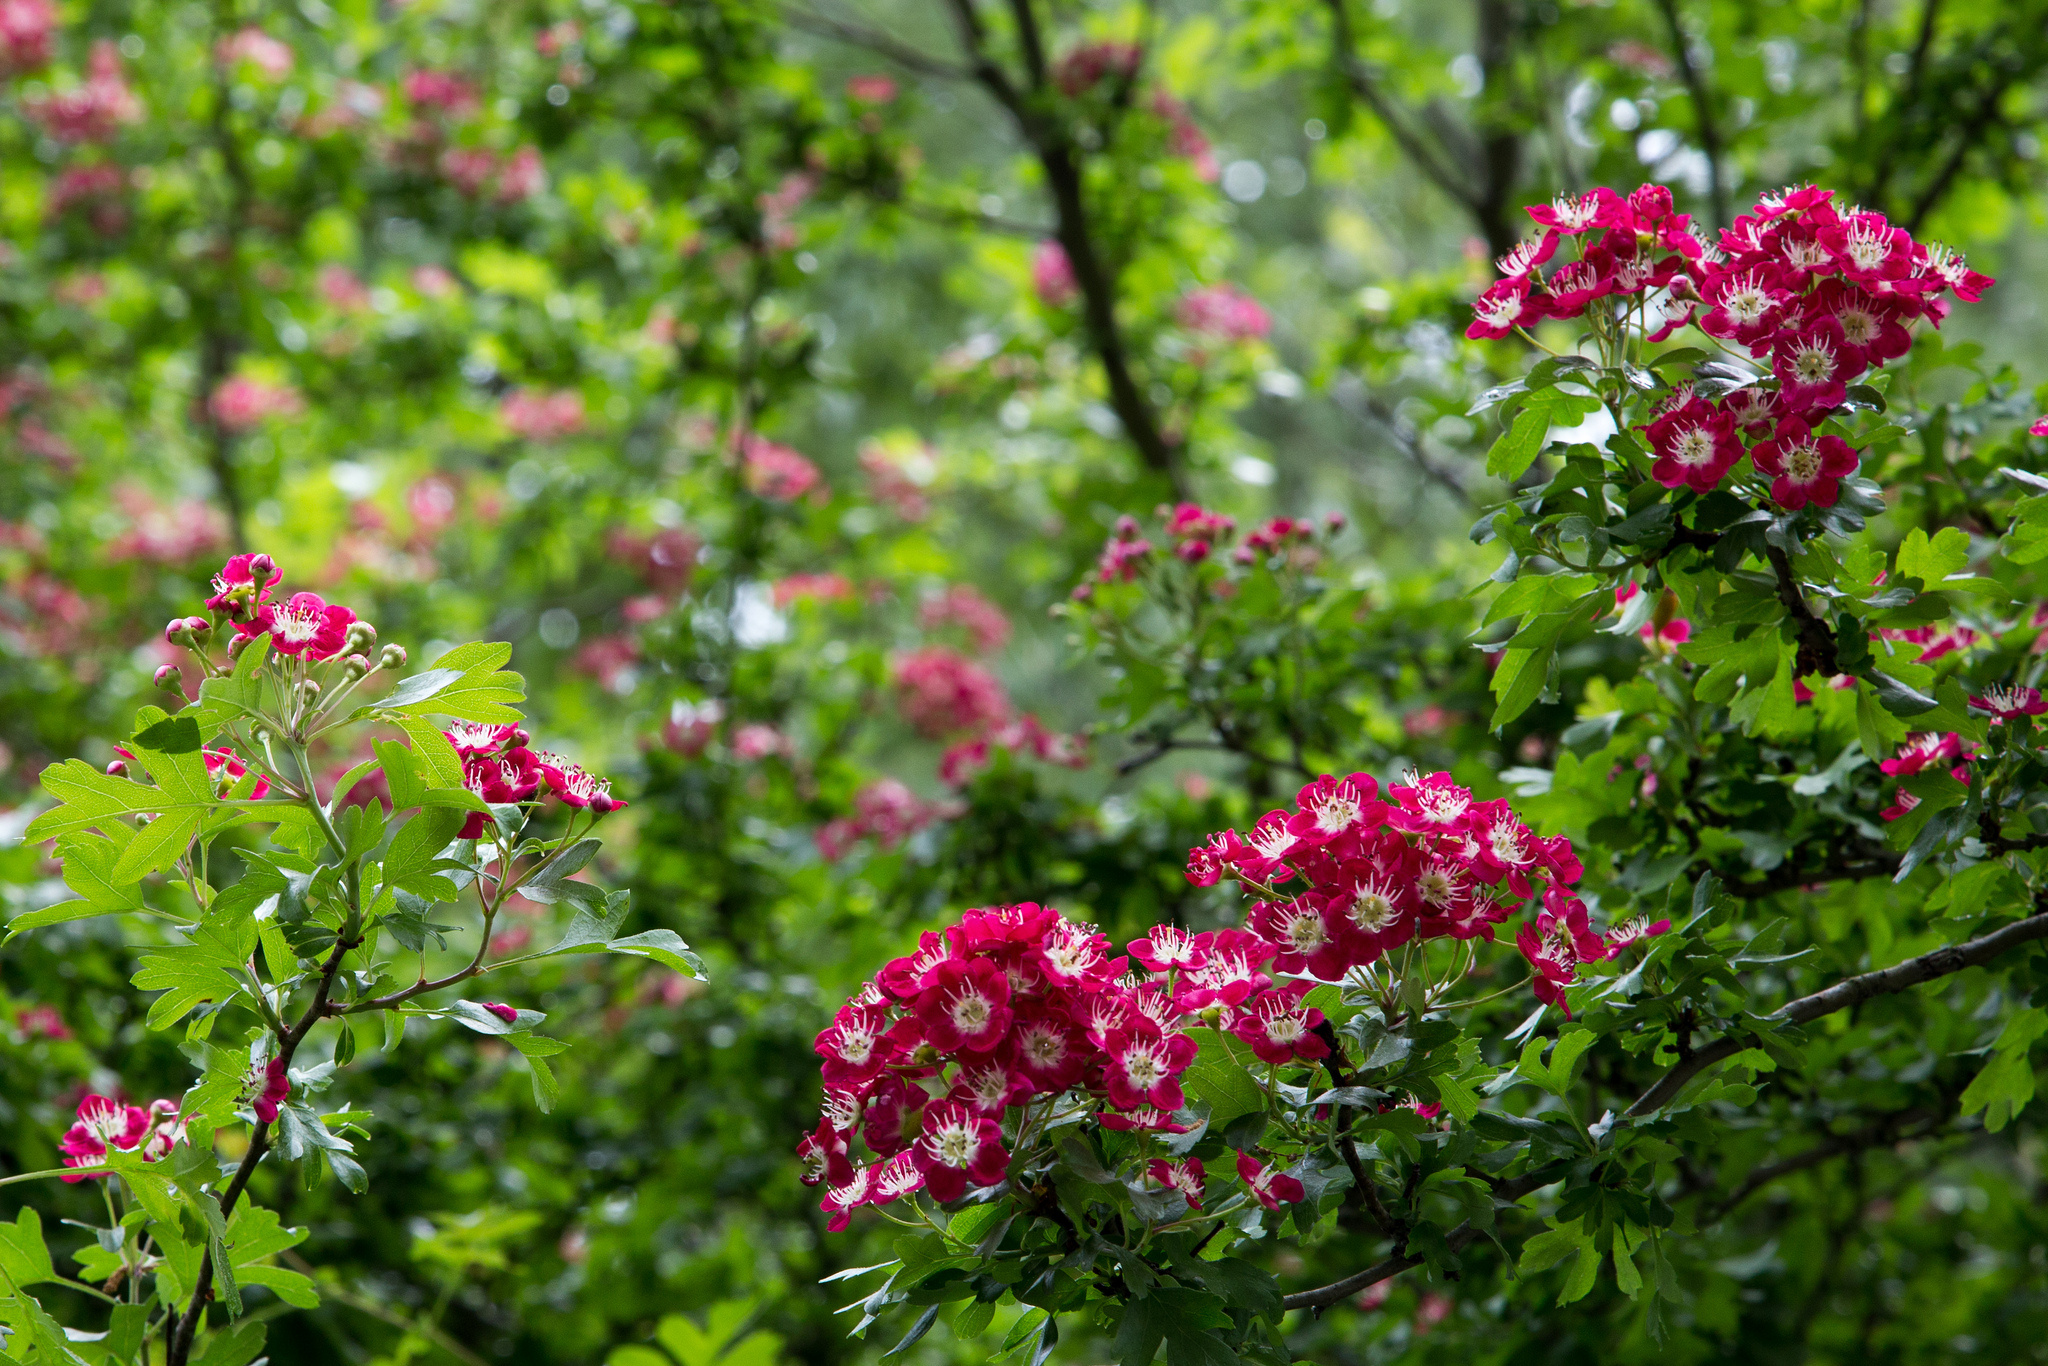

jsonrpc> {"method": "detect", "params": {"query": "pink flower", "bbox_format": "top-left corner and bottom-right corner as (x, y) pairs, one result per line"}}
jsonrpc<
(252, 591), (357, 659)
(731, 723), (789, 761)
(216, 27), (293, 78)
(1052, 41), (1141, 95)
(1640, 617), (1691, 650)
(1032, 240), (1077, 308)
(252, 1057), (291, 1124)
(1235, 1150), (1306, 1210)
(1880, 732), (1964, 777)
(2033, 416), (2048, 438)
(318, 264), (371, 312)
(1467, 278), (1540, 339)
(495, 145), (545, 205)
(27, 41), (142, 142)
(411, 264), (459, 298)
(1102, 1029), (1197, 1111)
(43, 164), (128, 231)
(662, 698), (723, 756)
(914, 957), (1013, 1054)
(534, 751), (625, 812)
(208, 376), (302, 432)
(59, 1095), (147, 1180)
(16, 1004), (68, 1040)
(444, 722), (528, 757)
(1970, 685), (2047, 724)
(919, 584), (1011, 654)
(536, 21), (582, 58)
(1642, 397), (1742, 494)
(847, 74), (898, 104)
(1230, 984), (1330, 1066)
(741, 435), (824, 502)
(859, 439), (933, 520)
(1753, 416), (1858, 511)
(1178, 284), (1271, 341)
(204, 747), (272, 800)
(500, 387), (586, 441)
(0, 0), (55, 77)
(404, 68), (479, 120)
(1769, 321), (1852, 412)
(1146, 1157), (1206, 1209)
(892, 646), (1010, 737)
(913, 1101), (1009, 1201)
(203, 552), (280, 620)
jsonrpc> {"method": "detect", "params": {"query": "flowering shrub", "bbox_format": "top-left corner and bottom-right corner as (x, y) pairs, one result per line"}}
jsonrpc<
(2, 555), (698, 1365)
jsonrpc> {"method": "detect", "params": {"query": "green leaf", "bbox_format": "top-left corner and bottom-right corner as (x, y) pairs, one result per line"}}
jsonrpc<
(110, 808), (203, 884)
(1960, 1007), (2048, 1132)
(1895, 525), (1971, 586)
(1487, 407), (1549, 481)
(55, 829), (145, 912)
(0, 1210), (55, 1290)
(1180, 1029), (1265, 1126)
(369, 642), (526, 724)
(24, 760), (210, 841)
(132, 915), (258, 1029)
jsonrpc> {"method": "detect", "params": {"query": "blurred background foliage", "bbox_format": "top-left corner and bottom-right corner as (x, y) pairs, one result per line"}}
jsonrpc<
(6, 0), (2048, 1361)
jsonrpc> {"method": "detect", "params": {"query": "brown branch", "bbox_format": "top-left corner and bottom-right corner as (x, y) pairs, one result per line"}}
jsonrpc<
(1901, 57), (2021, 234)
(1628, 904), (2048, 1118)
(1329, 375), (1470, 501)
(168, 932), (358, 1365)
(1283, 907), (2048, 1313)
(1705, 1107), (1948, 1222)
(1650, 0), (1729, 230)
(1764, 542), (1837, 677)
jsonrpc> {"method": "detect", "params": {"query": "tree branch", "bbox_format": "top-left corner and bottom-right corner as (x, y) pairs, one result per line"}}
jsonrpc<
(1282, 907), (2048, 1313)
(1650, 0), (1729, 230)
(780, 4), (975, 81)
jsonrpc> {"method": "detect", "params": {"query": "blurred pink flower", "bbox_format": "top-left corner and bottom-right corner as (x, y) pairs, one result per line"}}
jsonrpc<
(1052, 41), (1140, 96)
(44, 165), (127, 232)
(919, 584), (1011, 654)
(317, 264), (371, 311)
(732, 723), (790, 761)
(404, 68), (478, 119)
(216, 27), (293, 78)
(661, 698), (724, 756)
(407, 475), (459, 537)
(208, 376), (302, 432)
(500, 387), (586, 441)
(27, 41), (142, 142)
(892, 646), (1010, 737)
(105, 485), (230, 565)
(574, 634), (640, 690)
(0, 0), (55, 77)
(1178, 284), (1270, 341)
(495, 145), (545, 204)
(535, 21), (581, 58)
(606, 526), (701, 594)
(410, 264), (458, 298)
(757, 172), (817, 251)
(742, 435), (825, 503)
(1032, 240), (1077, 308)
(773, 573), (854, 607)
(859, 440), (933, 520)
(846, 74), (897, 103)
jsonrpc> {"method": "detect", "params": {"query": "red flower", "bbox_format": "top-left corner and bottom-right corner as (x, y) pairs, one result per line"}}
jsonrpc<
(255, 591), (357, 659)
(1751, 417), (1859, 509)
(914, 957), (1013, 1054)
(1466, 278), (1540, 339)
(1770, 321), (1852, 412)
(1235, 1150), (1307, 1210)
(1642, 397), (1742, 494)
(1102, 1028), (1197, 1111)
(252, 1057), (291, 1124)
(1146, 1157), (1206, 1209)
(914, 1101), (1009, 1202)
(1229, 984), (1330, 1066)
(58, 1095), (148, 1180)
(204, 552), (280, 620)
(1970, 685), (2048, 724)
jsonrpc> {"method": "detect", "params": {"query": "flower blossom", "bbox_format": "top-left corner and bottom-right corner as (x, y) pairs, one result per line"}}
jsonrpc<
(0, 0), (55, 77)
(208, 376), (302, 432)
(1178, 284), (1271, 341)
(27, 41), (142, 143)
(500, 387), (585, 441)
(60, 1095), (186, 1180)
(1032, 240), (1077, 308)
(892, 646), (1010, 737)
(741, 435), (824, 503)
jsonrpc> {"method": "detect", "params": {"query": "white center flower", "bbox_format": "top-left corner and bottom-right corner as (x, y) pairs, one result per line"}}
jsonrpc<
(949, 990), (992, 1034)
(1792, 341), (1837, 383)
(1786, 440), (1824, 483)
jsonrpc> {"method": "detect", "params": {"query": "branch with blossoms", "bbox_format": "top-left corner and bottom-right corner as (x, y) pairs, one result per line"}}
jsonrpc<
(1, 554), (700, 1366)
(801, 771), (1677, 1361)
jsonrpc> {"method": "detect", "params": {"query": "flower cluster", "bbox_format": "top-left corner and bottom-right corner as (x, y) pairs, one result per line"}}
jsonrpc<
(208, 376), (303, 432)
(740, 434), (825, 503)
(1471, 183), (1993, 510)
(499, 387), (586, 441)
(939, 713), (1088, 786)
(447, 720), (625, 837)
(800, 902), (1310, 1230)
(26, 40), (141, 142)
(891, 645), (1011, 738)
(59, 1094), (187, 1181)
(813, 777), (956, 862)
(1078, 504), (1343, 598)
(1178, 284), (1272, 343)
(1189, 771), (1657, 1016)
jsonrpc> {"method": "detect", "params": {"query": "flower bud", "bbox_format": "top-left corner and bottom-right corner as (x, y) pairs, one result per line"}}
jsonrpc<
(105, 759), (127, 778)
(298, 678), (322, 701)
(344, 620), (378, 652)
(1200, 1005), (1224, 1027)
(341, 653), (371, 680)
(226, 632), (254, 659)
(183, 615), (212, 638)
(379, 643), (408, 671)
(153, 664), (183, 693)
(248, 552), (276, 582)
(164, 618), (192, 646)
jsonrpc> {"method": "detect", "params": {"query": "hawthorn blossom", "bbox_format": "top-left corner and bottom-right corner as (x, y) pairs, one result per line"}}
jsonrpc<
(500, 387), (586, 441)
(209, 376), (302, 432)
(1970, 685), (2047, 724)
(58, 1095), (148, 1180)
(204, 551), (280, 620)
(846, 73), (897, 103)
(217, 27), (293, 78)
(1146, 1157), (1206, 1209)
(1230, 984), (1330, 1065)
(27, 41), (141, 142)
(914, 1101), (1009, 1201)
(1032, 239), (1077, 308)
(1235, 1151), (1306, 1211)
(892, 646), (1010, 737)
(740, 434), (824, 502)
(1178, 284), (1271, 342)
(0, 0), (51, 74)
(1102, 1029), (1197, 1111)
(1642, 396), (1742, 494)
(251, 1057), (291, 1124)
(250, 591), (357, 660)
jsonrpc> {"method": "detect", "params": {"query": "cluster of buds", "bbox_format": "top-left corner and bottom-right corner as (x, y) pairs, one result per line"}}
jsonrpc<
(1075, 505), (1346, 599)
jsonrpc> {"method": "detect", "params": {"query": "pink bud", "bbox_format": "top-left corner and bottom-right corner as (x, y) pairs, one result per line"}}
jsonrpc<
(163, 618), (189, 645)
(482, 1002), (519, 1024)
(105, 760), (127, 777)
(248, 552), (276, 582)
(153, 664), (183, 692)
